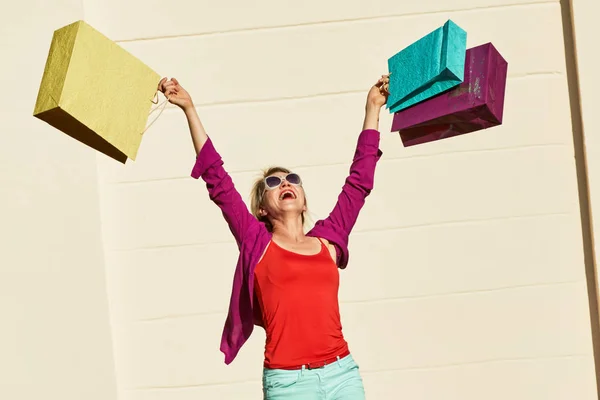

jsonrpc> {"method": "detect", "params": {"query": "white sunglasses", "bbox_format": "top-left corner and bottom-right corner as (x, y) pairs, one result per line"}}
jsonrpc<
(263, 173), (302, 190)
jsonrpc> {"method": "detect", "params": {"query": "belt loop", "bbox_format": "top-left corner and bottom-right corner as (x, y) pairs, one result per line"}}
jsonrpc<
(301, 364), (306, 376)
(336, 356), (341, 368)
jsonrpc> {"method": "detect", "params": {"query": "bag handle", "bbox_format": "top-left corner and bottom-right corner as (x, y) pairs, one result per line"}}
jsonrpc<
(141, 91), (170, 135)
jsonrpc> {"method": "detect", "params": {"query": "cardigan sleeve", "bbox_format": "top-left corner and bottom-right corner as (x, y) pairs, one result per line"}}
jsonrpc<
(309, 129), (382, 268)
(191, 137), (264, 248)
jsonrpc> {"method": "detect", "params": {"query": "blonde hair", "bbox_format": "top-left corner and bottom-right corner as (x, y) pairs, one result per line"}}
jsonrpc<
(250, 166), (307, 232)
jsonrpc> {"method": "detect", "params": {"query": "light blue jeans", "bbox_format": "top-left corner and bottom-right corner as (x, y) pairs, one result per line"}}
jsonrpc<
(262, 354), (366, 399)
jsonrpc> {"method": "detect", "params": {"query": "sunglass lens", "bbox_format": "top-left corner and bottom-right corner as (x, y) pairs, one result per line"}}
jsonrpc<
(265, 176), (282, 188)
(286, 173), (301, 185)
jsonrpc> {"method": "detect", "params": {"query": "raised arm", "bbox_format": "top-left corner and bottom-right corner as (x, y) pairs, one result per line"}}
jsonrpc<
(159, 78), (263, 248)
(310, 75), (389, 267)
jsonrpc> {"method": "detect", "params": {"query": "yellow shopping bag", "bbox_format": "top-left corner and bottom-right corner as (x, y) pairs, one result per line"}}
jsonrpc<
(33, 20), (161, 163)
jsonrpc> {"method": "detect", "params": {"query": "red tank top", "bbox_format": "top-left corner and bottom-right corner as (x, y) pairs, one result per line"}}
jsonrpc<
(253, 238), (349, 369)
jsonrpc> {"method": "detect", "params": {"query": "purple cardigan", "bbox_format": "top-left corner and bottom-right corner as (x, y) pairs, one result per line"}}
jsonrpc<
(190, 129), (382, 364)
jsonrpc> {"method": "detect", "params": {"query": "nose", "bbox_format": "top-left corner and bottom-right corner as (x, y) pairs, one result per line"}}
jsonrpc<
(280, 179), (291, 188)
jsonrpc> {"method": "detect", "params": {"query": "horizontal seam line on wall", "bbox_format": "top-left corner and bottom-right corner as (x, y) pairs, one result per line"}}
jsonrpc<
(107, 210), (570, 253)
(350, 211), (570, 235)
(115, 1), (557, 43)
(108, 210), (571, 253)
(359, 353), (589, 374)
(110, 239), (235, 252)
(125, 279), (581, 323)
(104, 142), (568, 187)
(142, 72), (562, 112)
(122, 353), (586, 392)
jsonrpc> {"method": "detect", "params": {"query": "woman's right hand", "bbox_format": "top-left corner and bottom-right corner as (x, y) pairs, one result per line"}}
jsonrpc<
(158, 77), (194, 111)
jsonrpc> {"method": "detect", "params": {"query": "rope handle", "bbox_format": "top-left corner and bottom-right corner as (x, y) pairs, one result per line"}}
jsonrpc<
(141, 91), (170, 135)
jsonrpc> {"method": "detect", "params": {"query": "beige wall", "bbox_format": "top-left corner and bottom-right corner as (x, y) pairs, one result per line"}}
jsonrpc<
(89, 1), (598, 399)
(569, 0), (600, 389)
(3, 0), (598, 399)
(571, 0), (600, 304)
(0, 1), (117, 400)
(572, 1), (600, 220)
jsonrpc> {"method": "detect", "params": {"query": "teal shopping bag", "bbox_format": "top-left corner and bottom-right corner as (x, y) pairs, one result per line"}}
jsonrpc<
(387, 20), (467, 113)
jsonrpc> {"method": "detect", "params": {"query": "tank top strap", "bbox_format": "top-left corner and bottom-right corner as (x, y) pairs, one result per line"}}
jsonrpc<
(315, 237), (329, 253)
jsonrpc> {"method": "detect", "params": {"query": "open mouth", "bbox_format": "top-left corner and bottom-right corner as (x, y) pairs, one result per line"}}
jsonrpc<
(279, 190), (296, 200)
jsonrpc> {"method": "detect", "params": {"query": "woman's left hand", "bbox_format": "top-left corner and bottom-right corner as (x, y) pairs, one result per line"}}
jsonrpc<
(366, 74), (390, 109)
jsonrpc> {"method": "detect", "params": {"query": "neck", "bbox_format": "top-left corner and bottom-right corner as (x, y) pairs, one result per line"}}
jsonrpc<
(271, 214), (305, 242)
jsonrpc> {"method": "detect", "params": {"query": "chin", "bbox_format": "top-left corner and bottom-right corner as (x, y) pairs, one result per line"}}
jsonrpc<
(279, 202), (303, 213)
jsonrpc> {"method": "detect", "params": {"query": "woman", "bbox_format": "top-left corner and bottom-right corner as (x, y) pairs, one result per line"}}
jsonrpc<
(158, 74), (389, 399)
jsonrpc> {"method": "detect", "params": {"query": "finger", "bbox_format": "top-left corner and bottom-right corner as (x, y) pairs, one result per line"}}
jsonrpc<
(158, 77), (168, 91)
(172, 77), (180, 86)
(162, 83), (176, 95)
